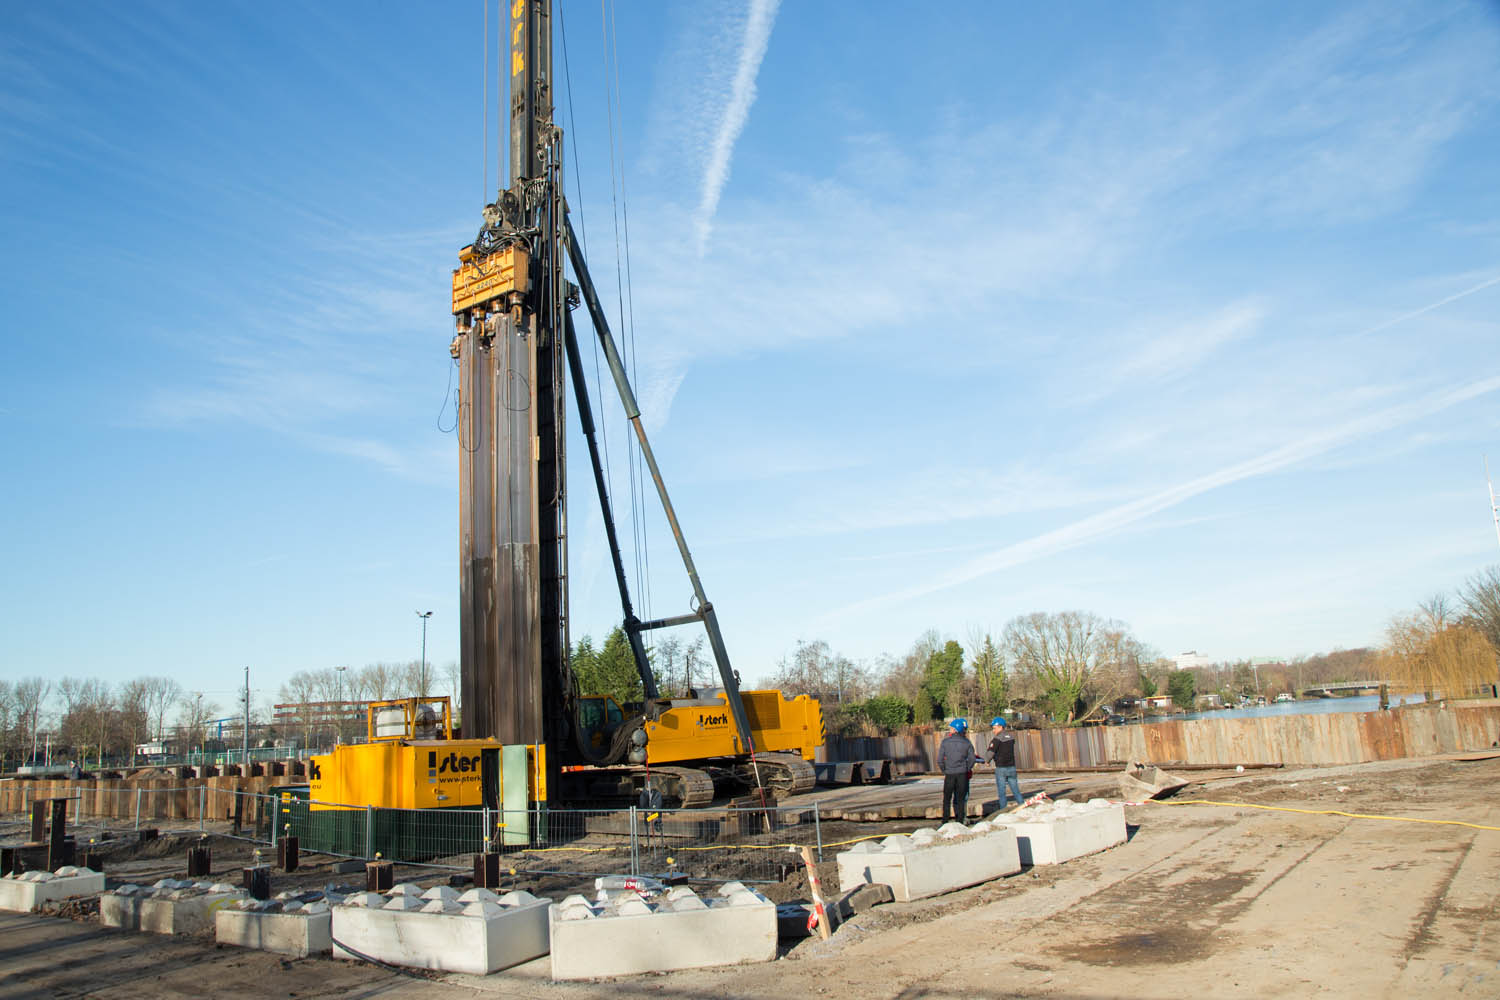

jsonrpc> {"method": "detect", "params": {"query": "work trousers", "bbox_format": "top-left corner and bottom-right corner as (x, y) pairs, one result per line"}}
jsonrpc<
(941, 772), (970, 823)
(995, 765), (1023, 807)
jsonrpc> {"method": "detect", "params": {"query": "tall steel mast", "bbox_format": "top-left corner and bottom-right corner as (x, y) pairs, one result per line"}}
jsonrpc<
(452, 0), (567, 756)
(451, 0), (761, 797)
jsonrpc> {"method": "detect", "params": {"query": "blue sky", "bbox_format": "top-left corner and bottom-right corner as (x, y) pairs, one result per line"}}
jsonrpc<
(3, 1), (1499, 708)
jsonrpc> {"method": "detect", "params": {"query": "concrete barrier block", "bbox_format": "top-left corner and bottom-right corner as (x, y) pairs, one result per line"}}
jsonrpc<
(331, 884), (550, 974)
(835, 823), (1021, 902)
(0, 867), (106, 912)
(992, 798), (1126, 865)
(216, 902), (333, 957)
(548, 882), (777, 980)
(100, 880), (246, 934)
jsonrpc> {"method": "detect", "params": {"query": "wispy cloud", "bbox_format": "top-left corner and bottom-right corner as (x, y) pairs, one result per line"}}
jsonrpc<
(823, 372), (1500, 622)
(640, 1), (782, 255)
(690, 0), (780, 254)
(1115, 301), (1264, 384)
(1352, 273), (1500, 339)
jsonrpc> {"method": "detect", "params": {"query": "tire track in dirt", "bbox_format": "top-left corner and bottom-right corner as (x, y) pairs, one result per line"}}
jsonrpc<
(1042, 811), (1347, 968)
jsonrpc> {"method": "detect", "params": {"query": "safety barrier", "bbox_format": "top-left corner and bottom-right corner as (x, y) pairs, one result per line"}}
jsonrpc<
(1, 785), (825, 887)
(262, 797), (822, 883)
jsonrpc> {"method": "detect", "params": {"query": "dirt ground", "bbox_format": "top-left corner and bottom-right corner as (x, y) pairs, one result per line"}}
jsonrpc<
(3, 756), (1497, 998)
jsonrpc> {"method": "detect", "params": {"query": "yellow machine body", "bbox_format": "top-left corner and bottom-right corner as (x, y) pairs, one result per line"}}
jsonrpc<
(451, 245), (529, 314)
(581, 690), (823, 764)
(307, 697), (546, 811)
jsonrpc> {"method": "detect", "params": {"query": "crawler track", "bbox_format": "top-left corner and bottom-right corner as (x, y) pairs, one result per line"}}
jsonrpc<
(653, 766), (716, 808)
(736, 753), (817, 796)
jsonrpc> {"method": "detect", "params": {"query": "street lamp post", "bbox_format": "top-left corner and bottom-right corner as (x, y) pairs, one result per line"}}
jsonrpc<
(417, 611), (433, 698)
(335, 665), (347, 743)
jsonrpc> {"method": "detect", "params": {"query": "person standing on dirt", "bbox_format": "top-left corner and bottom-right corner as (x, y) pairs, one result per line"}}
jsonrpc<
(938, 719), (979, 823)
(987, 717), (1023, 809)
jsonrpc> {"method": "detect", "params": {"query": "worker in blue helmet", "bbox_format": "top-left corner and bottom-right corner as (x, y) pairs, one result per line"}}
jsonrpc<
(987, 717), (1023, 809)
(937, 718), (981, 823)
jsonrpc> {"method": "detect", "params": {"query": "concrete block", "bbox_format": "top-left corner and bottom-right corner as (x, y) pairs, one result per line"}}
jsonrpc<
(548, 882), (777, 980)
(331, 884), (550, 974)
(0, 867), (106, 912)
(776, 901), (815, 938)
(100, 879), (246, 935)
(830, 880), (894, 926)
(835, 823), (1021, 902)
(216, 902), (332, 957)
(991, 798), (1126, 865)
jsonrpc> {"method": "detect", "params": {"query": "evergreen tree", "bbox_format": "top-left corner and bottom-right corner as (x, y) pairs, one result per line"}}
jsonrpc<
(1167, 669), (1196, 709)
(570, 634), (599, 694)
(969, 633), (1008, 715)
(922, 640), (965, 720)
(590, 626), (646, 706)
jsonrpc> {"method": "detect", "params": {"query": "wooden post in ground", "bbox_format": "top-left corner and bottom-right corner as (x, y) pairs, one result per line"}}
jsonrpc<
(800, 845), (831, 941)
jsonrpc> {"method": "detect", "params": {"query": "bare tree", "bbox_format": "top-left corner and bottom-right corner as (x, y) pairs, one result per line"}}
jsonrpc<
(396, 660), (424, 697)
(176, 692), (219, 753)
(118, 679), (151, 764)
(359, 663), (399, 701)
(1002, 611), (1142, 724)
(878, 634), (941, 714)
(279, 671), (319, 745)
(14, 677), (50, 763)
(681, 636), (705, 691)
(766, 640), (871, 703)
(142, 677), (183, 739)
(442, 661), (461, 709)
(1458, 566), (1500, 688)
(1418, 593), (1455, 628)
(654, 637), (682, 696)
(1381, 607), (1495, 700)
(0, 680), (14, 761)
(57, 678), (113, 766)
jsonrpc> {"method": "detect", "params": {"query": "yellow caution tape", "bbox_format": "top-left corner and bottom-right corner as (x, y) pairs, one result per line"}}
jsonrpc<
(1152, 797), (1500, 832)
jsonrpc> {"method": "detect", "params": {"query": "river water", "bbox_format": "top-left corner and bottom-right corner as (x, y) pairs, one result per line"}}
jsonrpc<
(1169, 692), (1427, 724)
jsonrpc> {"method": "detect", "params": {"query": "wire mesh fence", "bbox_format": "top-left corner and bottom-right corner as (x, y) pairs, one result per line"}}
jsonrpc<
(0, 784), (280, 840)
(1, 784), (824, 886)
(268, 798), (823, 883)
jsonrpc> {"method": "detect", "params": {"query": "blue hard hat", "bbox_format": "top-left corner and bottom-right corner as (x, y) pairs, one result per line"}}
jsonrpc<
(949, 718), (967, 732)
(992, 717), (1007, 727)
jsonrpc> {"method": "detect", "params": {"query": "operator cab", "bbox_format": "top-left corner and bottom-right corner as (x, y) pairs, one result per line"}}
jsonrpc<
(577, 695), (625, 749)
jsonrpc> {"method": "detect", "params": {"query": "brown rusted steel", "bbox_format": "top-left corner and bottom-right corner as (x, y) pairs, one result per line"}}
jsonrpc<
(1104, 704), (1500, 766)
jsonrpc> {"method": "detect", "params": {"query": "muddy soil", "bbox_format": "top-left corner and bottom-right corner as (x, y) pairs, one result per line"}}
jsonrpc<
(3, 756), (1497, 999)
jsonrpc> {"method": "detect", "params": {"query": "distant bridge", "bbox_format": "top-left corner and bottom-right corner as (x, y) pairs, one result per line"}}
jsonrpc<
(1297, 680), (1389, 696)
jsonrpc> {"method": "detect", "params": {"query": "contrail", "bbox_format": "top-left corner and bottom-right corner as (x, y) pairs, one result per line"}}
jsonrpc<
(827, 372), (1500, 620)
(692, 0), (780, 254)
(1355, 273), (1500, 338)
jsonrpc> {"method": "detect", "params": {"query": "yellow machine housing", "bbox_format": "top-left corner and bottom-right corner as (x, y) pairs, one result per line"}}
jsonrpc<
(307, 697), (545, 811)
(451, 244), (529, 314)
(579, 689), (822, 764)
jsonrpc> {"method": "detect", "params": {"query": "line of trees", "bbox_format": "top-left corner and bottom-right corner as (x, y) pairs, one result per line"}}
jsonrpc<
(1163, 648), (1386, 707)
(0, 675), (213, 768)
(569, 628), (707, 706)
(763, 612), (1155, 737)
(756, 570), (1500, 737)
(0, 658), (471, 768)
(15, 565), (1493, 764)
(275, 660), (460, 747)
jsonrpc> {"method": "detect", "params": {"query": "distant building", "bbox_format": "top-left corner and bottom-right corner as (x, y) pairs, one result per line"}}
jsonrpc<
(1173, 651), (1213, 670)
(135, 739), (178, 759)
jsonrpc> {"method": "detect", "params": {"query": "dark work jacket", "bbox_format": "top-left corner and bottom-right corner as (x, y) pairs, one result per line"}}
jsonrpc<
(988, 733), (1017, 768)
(937, 732), (976, 774)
